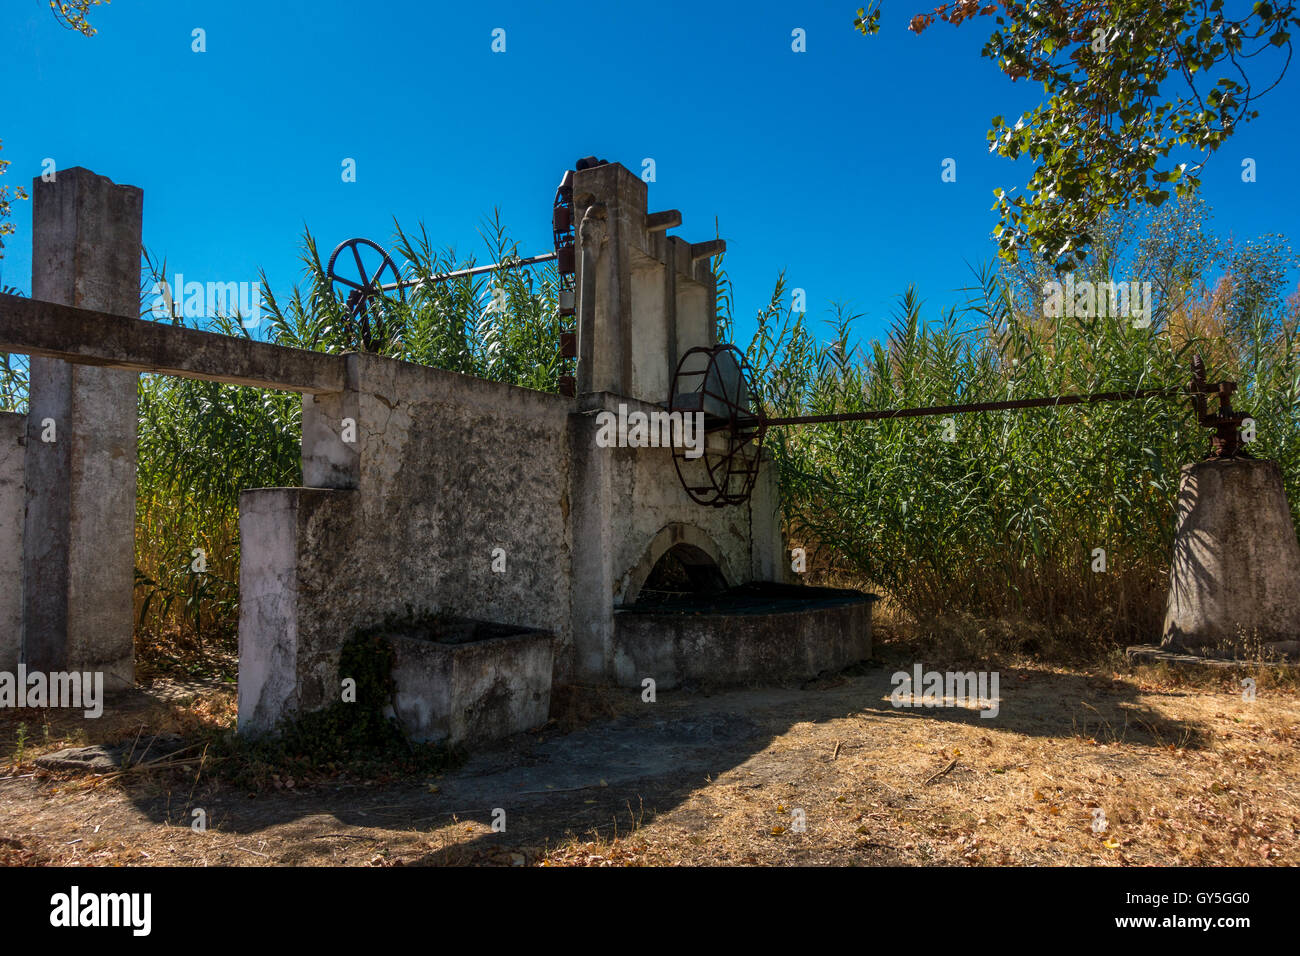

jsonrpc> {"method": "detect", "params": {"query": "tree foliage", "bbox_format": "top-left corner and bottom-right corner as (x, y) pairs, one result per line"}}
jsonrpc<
(1, 5), (106, 269)
(49, 0), (108, 36)
(857, 1), (1298, 270)
(0, 142), (27, 280)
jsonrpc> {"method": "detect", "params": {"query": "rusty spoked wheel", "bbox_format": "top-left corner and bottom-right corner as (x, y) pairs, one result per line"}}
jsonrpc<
(669, 344), (765, 507)
(326, 237), (403, 351)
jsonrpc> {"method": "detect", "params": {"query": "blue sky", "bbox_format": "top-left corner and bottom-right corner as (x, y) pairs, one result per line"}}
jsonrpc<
(1, 0), (1297, 347)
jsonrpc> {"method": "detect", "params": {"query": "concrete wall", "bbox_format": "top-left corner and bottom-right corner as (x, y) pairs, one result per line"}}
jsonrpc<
(239, 355), (788, 731)
(239, 353), (575, 733)
(238, 162), (790, 734)
(0, 411), (24, 672)
(567, 391), (786, 681)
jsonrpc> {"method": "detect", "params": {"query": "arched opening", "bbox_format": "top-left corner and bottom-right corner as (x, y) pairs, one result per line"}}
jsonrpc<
(617, 522), (737, 608)
(633, 543), (728, 606)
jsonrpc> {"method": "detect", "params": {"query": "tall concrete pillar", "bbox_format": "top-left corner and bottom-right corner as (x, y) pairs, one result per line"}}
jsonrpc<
(1162, 458), (1300, 657)
(0, 411), (24, 672)
(573, 162), (648, 398)
(22, 168), (141, 688)
(571, 161), (722, 406)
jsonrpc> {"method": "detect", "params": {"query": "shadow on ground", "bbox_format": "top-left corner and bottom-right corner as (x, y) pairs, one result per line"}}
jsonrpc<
(70, 659), (1209, 862)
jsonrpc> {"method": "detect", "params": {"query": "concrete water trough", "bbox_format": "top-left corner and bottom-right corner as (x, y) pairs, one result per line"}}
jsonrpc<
(612, 583), (877, 689)
(382, 616), (556, 746)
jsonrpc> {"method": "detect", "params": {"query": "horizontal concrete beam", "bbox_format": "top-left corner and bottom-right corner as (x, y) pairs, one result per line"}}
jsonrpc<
(689, 239), (726, 262)
(0, 293), (346, 394)
(645, 210), (682, 232)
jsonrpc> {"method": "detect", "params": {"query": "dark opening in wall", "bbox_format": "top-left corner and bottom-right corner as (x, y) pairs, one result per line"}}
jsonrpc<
(634, 543), (728, 606)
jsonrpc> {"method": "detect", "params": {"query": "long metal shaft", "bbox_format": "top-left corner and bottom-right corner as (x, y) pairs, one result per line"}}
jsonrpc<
(761, 385), (1184, 428)
(376, 251), (558, 294)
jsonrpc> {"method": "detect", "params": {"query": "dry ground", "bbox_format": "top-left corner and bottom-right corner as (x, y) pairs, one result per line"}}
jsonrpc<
(0, 644), (1297, 867)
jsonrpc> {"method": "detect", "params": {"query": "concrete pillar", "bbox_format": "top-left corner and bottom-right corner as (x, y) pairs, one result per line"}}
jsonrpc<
(301, 356), (360, 490)
(571, 162), (721, 407)
(567, 406), (618, 679)
(237, 486), (357, 735)
(747, 452), (789, 585)
(1162, 458), (1300, 656)
(0, 411), (24, 672)
(22, 168), (141, 688)
(573, 163), (645, 398)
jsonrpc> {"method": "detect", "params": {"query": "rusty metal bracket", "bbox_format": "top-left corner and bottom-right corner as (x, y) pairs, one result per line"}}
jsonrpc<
(1189, 354), (1252, 460)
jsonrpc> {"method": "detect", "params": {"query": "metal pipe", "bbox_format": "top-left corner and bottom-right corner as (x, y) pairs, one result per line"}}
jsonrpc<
(762, 386), (1184, 428)
(375, 251), (558, 294)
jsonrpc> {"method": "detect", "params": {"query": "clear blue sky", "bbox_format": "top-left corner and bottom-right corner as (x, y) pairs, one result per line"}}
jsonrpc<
(2, 0), (1297, 346)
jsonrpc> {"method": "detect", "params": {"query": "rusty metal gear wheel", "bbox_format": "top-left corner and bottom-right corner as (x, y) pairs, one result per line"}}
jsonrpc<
(326, 237), (403, 351)
(669, 344), (765, 507)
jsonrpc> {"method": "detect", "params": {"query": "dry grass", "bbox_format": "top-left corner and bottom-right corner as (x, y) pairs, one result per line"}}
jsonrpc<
(549, 668), (1298, 866)
(1, 630), (1297, 867)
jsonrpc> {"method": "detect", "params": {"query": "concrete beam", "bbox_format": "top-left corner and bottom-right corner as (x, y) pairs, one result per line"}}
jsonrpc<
(688, 239), (726, 262)
(645, 210), (682, 232)
(0, 292), (346, 395)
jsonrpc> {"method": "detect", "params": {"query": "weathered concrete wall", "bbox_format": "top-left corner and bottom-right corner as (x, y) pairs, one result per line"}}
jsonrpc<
(0, 411), (24, 672)
(239, 162), (803, 735)
(1163, 458), (1300, 655)
(567, 391), (788, 682)
(23, 168), (140, 688)
(240, 353), (574, 733)
(326, 352), (574, 647)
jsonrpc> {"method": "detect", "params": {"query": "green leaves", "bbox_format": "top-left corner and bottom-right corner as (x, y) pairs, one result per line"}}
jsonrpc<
(853, 2), (881, 35)
(0, 140), (30, 251)
(861, 0), (1299, 271)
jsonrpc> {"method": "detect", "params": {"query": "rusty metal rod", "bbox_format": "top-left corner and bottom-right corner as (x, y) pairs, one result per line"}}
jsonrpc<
(374, 251), (558, 294)
(759, 385), (1185, 428)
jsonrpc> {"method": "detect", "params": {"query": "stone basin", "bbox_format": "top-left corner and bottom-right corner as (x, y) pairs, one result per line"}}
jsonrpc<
(612, 583), (876, 689)
(382, 617), (555, 746)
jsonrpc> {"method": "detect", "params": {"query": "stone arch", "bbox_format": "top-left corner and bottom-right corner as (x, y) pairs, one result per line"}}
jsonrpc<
(618, 522), (735, 606)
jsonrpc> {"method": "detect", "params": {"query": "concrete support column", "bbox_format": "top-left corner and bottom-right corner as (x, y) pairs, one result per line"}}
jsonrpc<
(0, 411), (24, 672)
(567, 407), (618, 680)
(1162, 458), (1300, 656)
(301, 355), (360, 489)
(237, 486), (357, 736)
(22, 168), (141, 688)
(573, 163), (648, 398)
